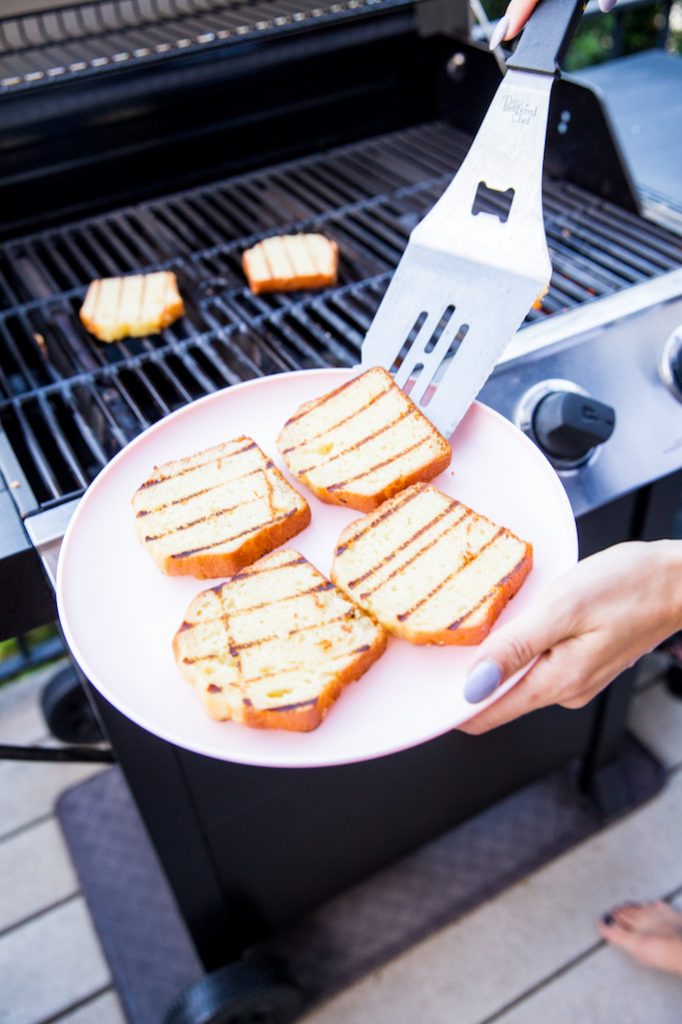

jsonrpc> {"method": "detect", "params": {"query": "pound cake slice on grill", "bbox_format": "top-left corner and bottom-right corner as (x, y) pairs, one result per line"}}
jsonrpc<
(80, 271), (185, 342)
(242, 234), (339, 294)
(277, 366), (452, 511)
(173, 549), (387, 731)
(332, 483), (532, 645)
(132, 437), (310, 578)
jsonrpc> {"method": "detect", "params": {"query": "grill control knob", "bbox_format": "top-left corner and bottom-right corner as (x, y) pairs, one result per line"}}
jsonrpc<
(661, 327), (682, 401)
(532, 391), (615, 462)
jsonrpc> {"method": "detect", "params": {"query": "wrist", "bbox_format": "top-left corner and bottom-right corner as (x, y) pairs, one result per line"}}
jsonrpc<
(651, 539), (682, 637)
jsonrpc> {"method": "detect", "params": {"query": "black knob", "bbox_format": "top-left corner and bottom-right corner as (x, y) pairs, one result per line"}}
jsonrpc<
(532, 391), (615, 461)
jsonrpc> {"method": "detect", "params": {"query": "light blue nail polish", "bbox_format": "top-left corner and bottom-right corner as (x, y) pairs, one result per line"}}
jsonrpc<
(598, 0), (617, 12)
(464, 659), (502, 703)
(489, 14), (510, 52)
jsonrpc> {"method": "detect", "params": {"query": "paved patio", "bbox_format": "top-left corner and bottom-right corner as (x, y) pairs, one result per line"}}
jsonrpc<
(1, 654), (681, 1024)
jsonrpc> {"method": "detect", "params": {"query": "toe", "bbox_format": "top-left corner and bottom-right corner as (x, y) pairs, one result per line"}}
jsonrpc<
(599, 919), (682, 974)
(599, 918), (650, 959)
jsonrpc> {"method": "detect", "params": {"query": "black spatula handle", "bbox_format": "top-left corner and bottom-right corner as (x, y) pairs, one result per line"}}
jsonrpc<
(506, 0), (587, 76)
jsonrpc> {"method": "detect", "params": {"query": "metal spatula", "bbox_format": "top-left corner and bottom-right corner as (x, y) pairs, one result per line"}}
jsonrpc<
(361, 0), (586, 438)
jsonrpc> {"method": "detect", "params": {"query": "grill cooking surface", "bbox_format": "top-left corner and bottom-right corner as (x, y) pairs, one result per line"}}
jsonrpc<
(1, 120), (680, 516)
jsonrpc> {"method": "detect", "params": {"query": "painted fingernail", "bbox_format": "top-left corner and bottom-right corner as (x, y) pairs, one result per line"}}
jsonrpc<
(598, 0), (617, 12)
(602, 913), (614, 926)
(465, 659), (502, 703)
(489, 14), (510, 51)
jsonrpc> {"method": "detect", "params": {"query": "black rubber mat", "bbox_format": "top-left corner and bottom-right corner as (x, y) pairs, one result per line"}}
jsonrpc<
(57, 736), (663, 1023)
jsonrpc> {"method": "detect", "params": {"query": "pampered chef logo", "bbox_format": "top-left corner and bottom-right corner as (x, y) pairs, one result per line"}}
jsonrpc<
(502, 94), (538, 125)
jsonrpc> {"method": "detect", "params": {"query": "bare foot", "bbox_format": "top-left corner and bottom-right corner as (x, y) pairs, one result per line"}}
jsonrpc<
(598, 900), (682, 976)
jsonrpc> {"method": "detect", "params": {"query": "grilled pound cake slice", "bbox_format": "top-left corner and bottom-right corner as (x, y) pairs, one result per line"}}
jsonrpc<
(173, 549), (387, 731)
(277, 366), (452, 512)
(132, 438), (310, 578)
(242, 234), (338, 294)
(332, 483), (532, 645)
(80, 271), (185, 342)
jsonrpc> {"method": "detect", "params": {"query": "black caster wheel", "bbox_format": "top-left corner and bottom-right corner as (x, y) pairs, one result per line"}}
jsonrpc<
(163, 958), (305, 1024)
(41, 665), (104, 744)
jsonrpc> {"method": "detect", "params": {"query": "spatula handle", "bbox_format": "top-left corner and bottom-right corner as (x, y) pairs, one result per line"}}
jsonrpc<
(506, 0), (586, 76)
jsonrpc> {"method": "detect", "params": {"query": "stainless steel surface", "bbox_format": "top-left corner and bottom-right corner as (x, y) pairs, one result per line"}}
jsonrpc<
(480, 291), (682, 518)
(24, 498), (80, 587)
(660, 323), (682, 402)
(361, 68), (553, 439)
(503, 268), (682, 363)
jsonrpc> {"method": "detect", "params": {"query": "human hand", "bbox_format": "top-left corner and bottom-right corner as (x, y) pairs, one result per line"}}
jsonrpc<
(459, 540), (682, 735)
(490, 0), (618, 51)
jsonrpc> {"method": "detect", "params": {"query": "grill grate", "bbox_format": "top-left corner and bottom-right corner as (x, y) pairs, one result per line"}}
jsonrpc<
(1, 120), (680, 514)
(0, 0), (407, 92)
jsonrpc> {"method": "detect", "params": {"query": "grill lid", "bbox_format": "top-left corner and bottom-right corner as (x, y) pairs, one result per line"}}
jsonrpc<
(0, 0), (416, 92)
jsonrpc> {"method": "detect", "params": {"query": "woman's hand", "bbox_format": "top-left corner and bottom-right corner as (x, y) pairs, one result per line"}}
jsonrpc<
(490, 0), (618, 50)
(459, 540), (682, 735)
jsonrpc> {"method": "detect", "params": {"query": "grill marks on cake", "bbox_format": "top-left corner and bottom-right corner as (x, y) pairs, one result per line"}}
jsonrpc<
(355, 504), (468, 599)
(447, 554), (528, 631)
(397, 528), (505, 622)
(132, 438), (310, 577)
(281, 381), (394, 448)
(181, 580), (336, 635)
(210, 611), (354, 657)
(278, 367), (452, 511)
(174, 550), (386, 725)
(136, 463), (272, 519)
(144, 476), (272, 541)
(331, 483), (533, 645)
(190, 584), (343, 654)
(325, 436), (428, 493)
(335, 483), (418, 555)
(296, 408), (415, 477)
(170, 508), (297, 561)
(139, 440), (256, 491)
(282, 376), (440, 490)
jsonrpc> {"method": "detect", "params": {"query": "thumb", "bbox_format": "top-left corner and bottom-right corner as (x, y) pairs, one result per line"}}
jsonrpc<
(464, 601), (569, 703)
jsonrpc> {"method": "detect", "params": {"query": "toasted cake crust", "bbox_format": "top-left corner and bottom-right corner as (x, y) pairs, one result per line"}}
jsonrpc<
(173, 549), (387, 731)
(132, 437), (310, 578)
(80, 271), (185, 342)
(331, 483), (532, 645)
(277, 367), (452, 512)
(242, 234), (339, 294)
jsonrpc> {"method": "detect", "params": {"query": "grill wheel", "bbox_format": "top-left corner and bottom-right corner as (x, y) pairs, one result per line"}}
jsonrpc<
(41, 664), (104, 745)
(163, 958), (305, 1024)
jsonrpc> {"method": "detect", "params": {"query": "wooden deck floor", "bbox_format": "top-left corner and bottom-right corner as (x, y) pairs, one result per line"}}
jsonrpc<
(1, 656), (681, 1024)
(0, 662), (125, 1024)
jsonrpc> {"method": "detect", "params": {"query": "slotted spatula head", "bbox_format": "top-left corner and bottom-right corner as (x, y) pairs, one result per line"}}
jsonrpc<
(361, 0), (586, 439)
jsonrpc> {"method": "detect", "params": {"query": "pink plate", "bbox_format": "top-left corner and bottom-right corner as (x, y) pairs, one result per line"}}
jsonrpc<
(56, 368), (577, 768)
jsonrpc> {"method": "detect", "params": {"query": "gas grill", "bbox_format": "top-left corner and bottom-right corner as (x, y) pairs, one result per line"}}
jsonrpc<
(2, 0), (682, 1018)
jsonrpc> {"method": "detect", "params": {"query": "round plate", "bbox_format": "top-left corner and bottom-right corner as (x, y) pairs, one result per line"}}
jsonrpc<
(57, 368), (577, 768)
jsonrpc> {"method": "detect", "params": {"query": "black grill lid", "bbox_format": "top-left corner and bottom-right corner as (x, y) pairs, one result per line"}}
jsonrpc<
(0, 0), (414, 92)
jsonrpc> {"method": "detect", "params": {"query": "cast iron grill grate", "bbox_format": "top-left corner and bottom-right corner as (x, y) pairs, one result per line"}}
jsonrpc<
(0, 0), (408, 92)
(1, 120), (680, 515)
